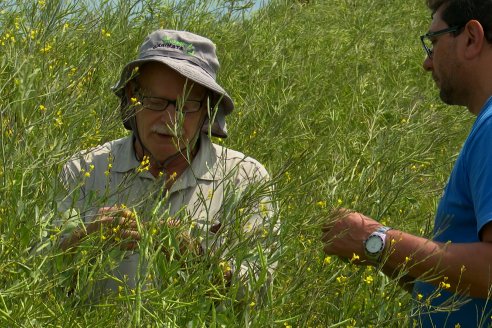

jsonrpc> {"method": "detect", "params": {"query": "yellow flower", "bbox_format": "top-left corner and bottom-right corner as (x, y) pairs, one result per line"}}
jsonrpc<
(219, 261), (231, 274)
(337, 198), (343, 205)
(316, 200), (326, 208)
(417, 293), (423, 301)
(350, 253), (360, 262)
(40, 44), (52, 53)
(439, 277), (451, 289)
(29, 29), (37, 40)
(439, 281), (451, 289)
(363, 275), (373, 284)
(323, 256), (332, 265)
(137, 155), (150, 172)
(259, 201), (269, 217)
(84, 172), (90, 177)
(39, 104), (46, 111)
(130, 97), (141, 106)
(336, 275), (347, 284)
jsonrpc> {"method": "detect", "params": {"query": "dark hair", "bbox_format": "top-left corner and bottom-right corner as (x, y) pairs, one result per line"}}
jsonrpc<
(427, 0), (492, 43)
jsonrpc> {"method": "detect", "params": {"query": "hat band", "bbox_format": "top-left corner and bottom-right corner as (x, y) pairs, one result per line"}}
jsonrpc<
(141, 49), (216, 79)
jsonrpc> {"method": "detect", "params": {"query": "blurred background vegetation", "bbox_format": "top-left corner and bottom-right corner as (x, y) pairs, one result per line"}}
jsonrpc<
(0, 0), (474, 326)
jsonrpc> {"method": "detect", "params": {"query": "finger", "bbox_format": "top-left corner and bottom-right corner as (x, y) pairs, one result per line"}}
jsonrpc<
(330, 207), (351, 219)
(321, 220), (335, 233)
(118, 215), (130, 226)
(120, 241), (138, 251)
(323, 243), (333, 255)
(321, 230), (334, 243)
(118, 214), (139, 228)
(121, 209), (136, 219)
(167, 219), (180, 227)
(97, 206), (121, 216)
(119, 229), (140, 241)
(97, 206), (116, 214)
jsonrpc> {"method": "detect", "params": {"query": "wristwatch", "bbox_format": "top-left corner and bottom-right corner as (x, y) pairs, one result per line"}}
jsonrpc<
(364, 226), (392, 262)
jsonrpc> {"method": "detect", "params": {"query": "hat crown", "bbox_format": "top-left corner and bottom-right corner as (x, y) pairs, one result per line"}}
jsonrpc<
(139, 30), (219, 79)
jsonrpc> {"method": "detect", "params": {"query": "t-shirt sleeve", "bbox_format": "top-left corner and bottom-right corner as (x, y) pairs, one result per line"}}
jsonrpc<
(467, 117), (492, 236)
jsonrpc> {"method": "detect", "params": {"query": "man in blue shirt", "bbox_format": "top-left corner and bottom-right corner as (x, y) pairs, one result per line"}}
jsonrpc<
(321, 0), (492, 326)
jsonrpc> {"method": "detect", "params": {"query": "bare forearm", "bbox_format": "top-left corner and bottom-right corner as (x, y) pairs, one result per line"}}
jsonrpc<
(384, 230), (492, 298)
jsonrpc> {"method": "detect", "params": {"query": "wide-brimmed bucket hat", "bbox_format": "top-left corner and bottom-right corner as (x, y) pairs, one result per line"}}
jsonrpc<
(113, 29), (234, 138)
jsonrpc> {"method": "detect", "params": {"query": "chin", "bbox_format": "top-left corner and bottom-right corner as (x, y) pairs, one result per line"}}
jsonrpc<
(154, 142), (196, 160)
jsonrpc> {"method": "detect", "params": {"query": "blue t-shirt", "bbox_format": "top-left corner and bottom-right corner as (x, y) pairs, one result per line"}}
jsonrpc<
(413, 97), (492, 328)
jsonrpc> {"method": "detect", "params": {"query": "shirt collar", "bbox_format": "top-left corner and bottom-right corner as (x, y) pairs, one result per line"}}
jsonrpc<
(111, 135), (142, 173)
(169, 135), (223, 192)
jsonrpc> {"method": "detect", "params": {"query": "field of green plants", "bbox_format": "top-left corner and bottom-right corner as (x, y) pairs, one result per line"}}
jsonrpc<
(0, 0), (476, 326)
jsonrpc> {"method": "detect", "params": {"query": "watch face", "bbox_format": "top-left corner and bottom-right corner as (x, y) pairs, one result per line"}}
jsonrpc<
(365, 235), (383, 254)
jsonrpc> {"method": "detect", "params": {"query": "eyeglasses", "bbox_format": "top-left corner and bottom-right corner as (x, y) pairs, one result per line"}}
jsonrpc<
(134, 89), (206, 113)
(420, 25), (463, 58)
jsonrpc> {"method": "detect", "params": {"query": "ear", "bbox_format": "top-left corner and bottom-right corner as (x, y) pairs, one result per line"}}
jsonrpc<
(463, 20), (485, 60)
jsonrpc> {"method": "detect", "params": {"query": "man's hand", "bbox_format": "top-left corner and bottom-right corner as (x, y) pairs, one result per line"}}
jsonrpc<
(321, 208), (382, 263)
(157, 219), (202, 258)
(87, 206), (141, 250)
(60, 206), (140, 251)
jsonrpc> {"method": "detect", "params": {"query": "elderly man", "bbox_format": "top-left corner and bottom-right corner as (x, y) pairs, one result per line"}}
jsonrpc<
(57, 30), (277, 297)
(322, 0), (492, 327)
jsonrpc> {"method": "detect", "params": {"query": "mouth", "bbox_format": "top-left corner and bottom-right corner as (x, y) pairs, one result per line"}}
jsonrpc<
(151, 126), (181, 138)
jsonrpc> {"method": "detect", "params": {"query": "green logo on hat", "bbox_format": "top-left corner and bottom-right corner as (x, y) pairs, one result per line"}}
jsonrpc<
(161, 36), (195, 55)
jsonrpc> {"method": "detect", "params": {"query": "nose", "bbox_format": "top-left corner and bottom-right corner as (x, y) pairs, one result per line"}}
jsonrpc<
(423, 55), (433, 72)
(158, 104), (177, 123)
(158, 104), (187, 128)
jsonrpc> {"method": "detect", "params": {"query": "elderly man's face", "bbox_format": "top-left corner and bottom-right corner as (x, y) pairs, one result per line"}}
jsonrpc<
(129, 62), (208, 162)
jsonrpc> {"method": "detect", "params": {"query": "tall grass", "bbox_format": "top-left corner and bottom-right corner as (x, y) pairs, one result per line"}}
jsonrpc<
(0, 0), (474, 326)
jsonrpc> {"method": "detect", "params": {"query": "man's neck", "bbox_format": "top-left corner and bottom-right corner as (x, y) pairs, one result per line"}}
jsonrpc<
(149, 148), (196, 181)
(133, 136), (200, 183)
